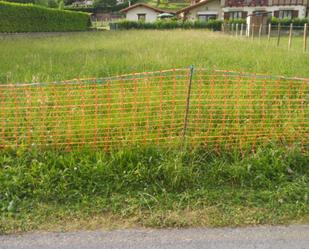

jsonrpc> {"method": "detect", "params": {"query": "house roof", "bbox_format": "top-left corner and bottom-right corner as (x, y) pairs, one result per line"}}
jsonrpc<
(120, 3), (175, 14)
(176, 0), (216, 14)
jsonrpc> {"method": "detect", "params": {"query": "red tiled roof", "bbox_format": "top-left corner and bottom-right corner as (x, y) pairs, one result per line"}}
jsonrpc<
(176, 0), (216, 14)
(121, 3), (175, 14)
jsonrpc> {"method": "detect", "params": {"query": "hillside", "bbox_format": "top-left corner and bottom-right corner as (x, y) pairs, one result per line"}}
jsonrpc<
(142, 0), (190, 11)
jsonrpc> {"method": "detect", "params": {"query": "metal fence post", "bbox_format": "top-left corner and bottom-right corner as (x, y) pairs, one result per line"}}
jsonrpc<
(277, 23), (281, 47)
(182, 65), (194, 148)
(240, 23), (244, 37)
(304, 23), (308, 52)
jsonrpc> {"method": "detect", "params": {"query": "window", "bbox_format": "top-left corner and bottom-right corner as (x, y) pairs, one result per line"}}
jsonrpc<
(198, 14), (217, 22)
(252, 11), (266, 16)
(274, 10), (298, 19)
(229, 11), (243, 19)
(278, 10), (293, 19)
(252, 11), (271, 18)
(137, 13), (146, 21)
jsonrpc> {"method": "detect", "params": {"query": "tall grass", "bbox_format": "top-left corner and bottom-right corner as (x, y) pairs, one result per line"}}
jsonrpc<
(0, 30), (308, 233)
(1, 69), (308, 150)
(0, 30), (308, 84)
(0, 145), (308, 233)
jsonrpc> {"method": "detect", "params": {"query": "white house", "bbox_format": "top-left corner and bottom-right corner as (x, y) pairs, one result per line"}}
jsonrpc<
(176, 0), (223, 21)
(121, 0), (308, 25)
(222, 0), (308, 20)
(121, 3), (174, 22)
(176, 0), (308, 20)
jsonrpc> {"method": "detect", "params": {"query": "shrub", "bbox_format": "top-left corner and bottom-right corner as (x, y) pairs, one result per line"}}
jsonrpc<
(270, 17), (309, 27)
(47, 0), (58, 8)
(0, 1), (91, 33)
(226, 18), (246, 25)
(4, 0), (33, 3)
(64, 6), (94, 12)
(292, 17), (309, 26)
(115, 19), (223, 31)
(206, 19), (222, 31)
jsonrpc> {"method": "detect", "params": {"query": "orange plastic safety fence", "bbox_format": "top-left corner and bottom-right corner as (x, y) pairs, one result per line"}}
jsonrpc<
(0, 68), (308, 151)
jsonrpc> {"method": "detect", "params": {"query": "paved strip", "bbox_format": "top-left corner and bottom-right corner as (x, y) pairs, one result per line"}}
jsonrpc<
(0, 225), (309, 249)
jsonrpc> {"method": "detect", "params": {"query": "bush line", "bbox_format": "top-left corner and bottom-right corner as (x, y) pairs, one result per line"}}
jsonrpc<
(270, 17), (309, 27)
(113, 19), (223, 30)
(0, 1), (91, 33)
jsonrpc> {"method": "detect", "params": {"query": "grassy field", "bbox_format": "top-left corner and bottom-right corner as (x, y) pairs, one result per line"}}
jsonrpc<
(0, 30), (308, 234)
(0, 30), (308, 84)
(144, 0), (189, 11)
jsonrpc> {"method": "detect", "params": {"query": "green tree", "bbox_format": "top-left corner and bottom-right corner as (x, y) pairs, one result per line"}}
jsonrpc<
(48, 0), (58, 7)
(34, 0), (48, 6)
(58, 0), (64, 9)
(64, 0), (75, 5)
(161, 0), (168, 6)
(5, 0), (35, 3)
(94, 0), (117, 8)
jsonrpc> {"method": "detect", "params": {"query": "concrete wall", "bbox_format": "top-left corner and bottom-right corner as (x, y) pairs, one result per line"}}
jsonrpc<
(184, 0), (222, 21)
(125, 7), (160, 22)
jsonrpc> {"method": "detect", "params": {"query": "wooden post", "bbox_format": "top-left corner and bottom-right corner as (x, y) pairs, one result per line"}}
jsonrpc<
(231, 23), (234, 34)
(246, 23), (248, 37)
(258, 24), (262, 42)
(267, 23), (271, 42)
(251, 24), (255, 40)
(240, 23), (244, 36)
(222, 23), (225, 33)
(277, 23), (281, 47)
(236, 23), (239, 37)
(304, 23), (308, 52)
(288, 23), (293, 50)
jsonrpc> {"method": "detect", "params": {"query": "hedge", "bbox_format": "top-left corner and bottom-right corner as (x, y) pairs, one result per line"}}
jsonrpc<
(64, 6), (94, 12)
(226, 18), (246, 25)
(0, 1), (91, 32)
(4, 0), (34, 3)
(114, 20), (223, 31)
(270, 17), (309, 27)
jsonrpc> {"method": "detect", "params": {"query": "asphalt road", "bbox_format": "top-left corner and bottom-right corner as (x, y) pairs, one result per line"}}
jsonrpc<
(1, 225), (309, 249)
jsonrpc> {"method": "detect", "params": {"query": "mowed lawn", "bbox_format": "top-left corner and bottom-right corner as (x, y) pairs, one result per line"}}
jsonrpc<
(0, 30), (308, 85)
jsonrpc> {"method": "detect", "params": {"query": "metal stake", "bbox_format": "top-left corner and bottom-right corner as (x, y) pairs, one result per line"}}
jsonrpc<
(182, 65), (194, 148)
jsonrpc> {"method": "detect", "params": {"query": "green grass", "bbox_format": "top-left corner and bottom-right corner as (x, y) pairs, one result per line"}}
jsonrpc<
(1, 67), (307, 150)
(144, 0), (189, 11)
(0, 30), (308, 234)
(244, 34), (308, 53)
(0, 30), (308, 84)
(1, 146), (309, 234)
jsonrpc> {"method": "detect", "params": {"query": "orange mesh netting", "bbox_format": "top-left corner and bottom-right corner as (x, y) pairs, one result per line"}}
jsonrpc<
(0, 68), (308, 150)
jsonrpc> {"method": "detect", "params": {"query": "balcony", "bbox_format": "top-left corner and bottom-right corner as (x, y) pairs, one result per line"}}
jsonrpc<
(271, 0), (305, 5)
(225, 0), (269, 7)
(225, 0), (306, 6)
